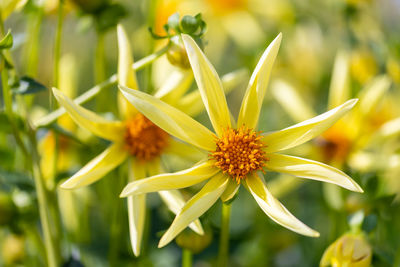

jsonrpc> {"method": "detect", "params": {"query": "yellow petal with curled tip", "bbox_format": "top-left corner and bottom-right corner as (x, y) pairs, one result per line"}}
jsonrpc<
(267, 154), (363, 192)
(271, 80), (316, 123)
(60, 143), (128, 189)
(158, 190), (204, 235)
(117, 24), (139, 119)
(120, 160), (218, 197)
(158, 173), (229, 248)
(328, 51), (350, 110)
(262, 99), (358, 153)
(237, 33), (282, 129)
(52, 88), (125, 142)
(175, 69), (248, 117)
(119, 85), (216, 151)
(244, 173), (319, 237)
(182, 34), (231, 137)
(128, 194), (146, 257)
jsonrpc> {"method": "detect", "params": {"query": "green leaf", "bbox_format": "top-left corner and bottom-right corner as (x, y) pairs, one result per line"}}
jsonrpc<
(0, 112), (25, 133)
(40, 123), (82, 144)
(13, 76), (47, 95)
(362, 214), (377, 233)
(94, 3), (127, 33)
(0, 169), (34, 192)
(0, 30), (13, 50)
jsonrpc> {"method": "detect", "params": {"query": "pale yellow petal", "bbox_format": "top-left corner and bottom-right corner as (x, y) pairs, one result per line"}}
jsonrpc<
(220, 178), (240, 203)
(158, 173), (229, 247)
(271, 80), (316, 123)
(175, 69), (248, 117)
(117, 24), (139, 118)
(158, 190), (204, 235)
(60, 143), (128, 189)
(237, 33), (282, 129)
(52, 88), (125, 142)
(182, 34), (231, 137)
(244, 173), (319, 237)
(375, 117), (400, 139)
(262, 99), (358, 153)
(163, 138), (207, 162)
(266, 154), (363, 192)
(119, 85), (215, 151)
(154, 70), (194, 105)
(128, 194), (146, 257)
(358, 75), (391, 116)
(328, 51), (350, 110)
(120, 161), (218, 197)
(128, 158), (146, 182)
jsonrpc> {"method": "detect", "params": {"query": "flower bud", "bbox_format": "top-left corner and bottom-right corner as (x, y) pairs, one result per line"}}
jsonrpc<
(175, 227), (213, 254)
(166, 36), (191, 69)
(320, 233), (372, 267)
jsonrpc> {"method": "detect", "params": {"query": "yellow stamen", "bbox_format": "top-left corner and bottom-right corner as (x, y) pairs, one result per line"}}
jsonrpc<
(211, 126), (267, 183)
(124, 113), (169, 161)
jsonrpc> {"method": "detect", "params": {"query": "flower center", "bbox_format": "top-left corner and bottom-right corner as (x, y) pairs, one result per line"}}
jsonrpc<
(124, 113), (169, 161)
(318, 124), (352, 163)
(211, 126), (267, 183)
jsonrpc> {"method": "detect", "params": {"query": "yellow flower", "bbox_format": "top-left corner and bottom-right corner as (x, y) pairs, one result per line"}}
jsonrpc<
(0, 0), (27, 20)
(119, 33), (363, 248)
(320, 233), (372, 267)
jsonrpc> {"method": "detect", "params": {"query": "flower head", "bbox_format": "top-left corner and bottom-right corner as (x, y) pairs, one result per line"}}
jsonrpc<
(119, 33), (363, 247)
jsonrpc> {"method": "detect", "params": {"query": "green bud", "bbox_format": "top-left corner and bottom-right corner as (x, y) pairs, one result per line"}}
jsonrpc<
(166, 36), (190, 69)
(180, 15), (198, 34)
(176, 227), (213, 254)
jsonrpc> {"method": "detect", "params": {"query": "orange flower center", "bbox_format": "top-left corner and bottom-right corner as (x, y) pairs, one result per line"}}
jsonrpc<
(124, 114), (169, 161)
(318, 126), (352, 163)
(211, 126), (267, 183)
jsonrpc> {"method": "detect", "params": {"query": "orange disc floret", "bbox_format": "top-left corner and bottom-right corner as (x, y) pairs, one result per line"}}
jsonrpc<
(124, 113), (169, 161)
(211, 126), (267, 183)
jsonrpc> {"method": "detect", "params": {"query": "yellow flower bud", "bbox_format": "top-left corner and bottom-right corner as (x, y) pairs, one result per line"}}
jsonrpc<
(166, 40), (191, 69)
(350, 49), (377, 85)
(320, 233), (372, 267)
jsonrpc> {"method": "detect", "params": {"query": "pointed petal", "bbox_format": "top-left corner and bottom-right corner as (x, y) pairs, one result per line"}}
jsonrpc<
(158, 190), (204, 235)
(237, 33), (282, 129)
(158, 173), (229, 247)
(375, 117), (400, 139)
(328, 51), (350, 110)
(262, 99), (358, 153)
(128, 194), (146, 257)
(154, 70), (194, 105)
(128, 158), (146, 182)
(358, 75), (391, 116)
(119, 85), (215, 151)
(220, 179), (240, 203)
(60, 143), (128, 189)
(244, 173), (319, 237)
(271, 80), (316, 123)
(163, 138), (207, 162)
(267, 154), (363, 192)
(175, 69), (248, 117)
(52, 88), (125, 142)
(182, 34), (231, 137)
(120, 160), (218, 197)
(117, 24), (139, 118)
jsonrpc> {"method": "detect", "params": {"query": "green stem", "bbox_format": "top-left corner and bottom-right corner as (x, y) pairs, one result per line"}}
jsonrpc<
(217, 202), (231, 267)
(182, 248), (193, 267)
(25, 8), (43, 77)
(34, 44), (170, 127)
(53, 0), (64, 89)
(94, 31), (106, 84)
(28, 127), (61, 267)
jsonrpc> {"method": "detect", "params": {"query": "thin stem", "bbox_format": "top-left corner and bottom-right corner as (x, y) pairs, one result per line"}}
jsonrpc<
(182, 248), (193, 267)
(25, 8), (43, 77)
(53, 0), (64, 89)
(34, 44), (170, 127)
(28, 126), (61, 267)
(94, 31), (106, 84)
(217, 202), (232, 267)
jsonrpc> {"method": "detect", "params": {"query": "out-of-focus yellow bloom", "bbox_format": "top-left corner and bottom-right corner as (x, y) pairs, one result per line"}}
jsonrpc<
(1, 234), (25, 265)
(119, 33), (363, 248)
(350, 48), (378, 85)
(320, 233), (372, 267)
(386, 58), (400, 84)
(51, 25), (246, 256)
(0, 0), (27, 20)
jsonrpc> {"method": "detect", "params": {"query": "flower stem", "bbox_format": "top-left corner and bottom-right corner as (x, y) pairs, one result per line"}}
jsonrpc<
(94, 31), (106, 84)
(182, 248), (193, 267)
(34, 44), (170, 127)
(28, 126), (61, 267)
(217, 202), (232, 267)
